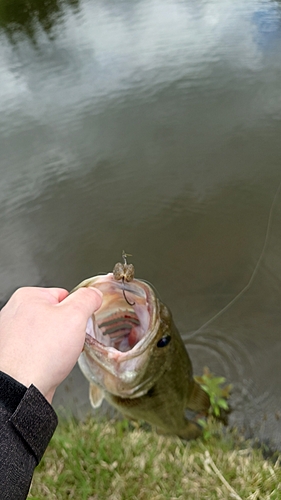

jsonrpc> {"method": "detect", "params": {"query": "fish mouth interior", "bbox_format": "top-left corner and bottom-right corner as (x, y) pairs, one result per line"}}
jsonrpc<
(86, 278), (155, 353)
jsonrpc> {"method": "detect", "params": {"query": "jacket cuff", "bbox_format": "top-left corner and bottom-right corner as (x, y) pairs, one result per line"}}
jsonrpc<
(10, 385), (58, 463)
(0, 371), (27, 413)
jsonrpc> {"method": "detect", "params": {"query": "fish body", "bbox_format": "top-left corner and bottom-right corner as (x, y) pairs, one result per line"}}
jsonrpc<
(74, 272), (209, 439)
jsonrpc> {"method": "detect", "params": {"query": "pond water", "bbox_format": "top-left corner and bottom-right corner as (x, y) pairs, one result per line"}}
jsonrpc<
(1, 0), (281, 449)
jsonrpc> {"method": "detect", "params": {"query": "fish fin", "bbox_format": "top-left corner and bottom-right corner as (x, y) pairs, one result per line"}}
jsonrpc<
(186, 381), (210, 414)
(89, 382), (104, 408)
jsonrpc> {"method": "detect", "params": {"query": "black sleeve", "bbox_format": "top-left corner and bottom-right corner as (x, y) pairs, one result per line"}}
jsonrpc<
(0, 371), (58, 500)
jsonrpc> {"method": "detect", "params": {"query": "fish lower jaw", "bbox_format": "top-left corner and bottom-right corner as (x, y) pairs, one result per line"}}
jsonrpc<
(118, 370), (137, 382)
(80, 349), (153, 398)
(84, 334), (145, 364)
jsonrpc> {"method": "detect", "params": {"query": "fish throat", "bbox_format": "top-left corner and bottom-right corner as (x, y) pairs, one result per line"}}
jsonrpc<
(85, 276), (157, 356)
(98, 309), (141, 352)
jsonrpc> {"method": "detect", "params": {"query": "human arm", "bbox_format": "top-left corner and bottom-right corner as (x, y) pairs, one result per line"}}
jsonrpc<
(0, 372), (58, 500)
(0, 286), (102, 499)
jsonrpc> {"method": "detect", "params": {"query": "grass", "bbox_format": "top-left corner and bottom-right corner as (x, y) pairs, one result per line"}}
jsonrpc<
(28, 417), (281, 500)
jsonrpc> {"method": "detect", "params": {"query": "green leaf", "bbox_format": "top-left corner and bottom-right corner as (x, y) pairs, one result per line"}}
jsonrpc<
(217, 399), (229, 410)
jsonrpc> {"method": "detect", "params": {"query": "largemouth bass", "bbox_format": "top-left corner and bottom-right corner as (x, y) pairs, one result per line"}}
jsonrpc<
(74, 256), (210, 439)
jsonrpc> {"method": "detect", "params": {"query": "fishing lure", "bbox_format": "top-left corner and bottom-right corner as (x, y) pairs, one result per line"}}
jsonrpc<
(113, 251), (135, 306)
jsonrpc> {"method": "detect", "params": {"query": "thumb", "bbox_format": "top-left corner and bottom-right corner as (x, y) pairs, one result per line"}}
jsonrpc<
(59, 287), (103, 319)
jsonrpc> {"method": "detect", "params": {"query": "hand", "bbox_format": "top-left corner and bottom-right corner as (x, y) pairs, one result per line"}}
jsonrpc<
(0, 286), (102, 403)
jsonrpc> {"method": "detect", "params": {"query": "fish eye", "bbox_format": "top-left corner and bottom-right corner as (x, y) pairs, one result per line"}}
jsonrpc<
(157, 335), (171, 348)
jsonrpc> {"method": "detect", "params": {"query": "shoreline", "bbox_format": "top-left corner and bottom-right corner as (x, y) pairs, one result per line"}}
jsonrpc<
(28, 416), (281, 499)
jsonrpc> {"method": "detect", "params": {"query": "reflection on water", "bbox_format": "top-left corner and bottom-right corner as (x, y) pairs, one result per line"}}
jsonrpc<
(0, 0), (79, 42)
(1, 0), (281, 448)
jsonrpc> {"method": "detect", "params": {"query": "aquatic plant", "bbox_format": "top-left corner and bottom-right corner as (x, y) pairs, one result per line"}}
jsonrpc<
(195, 366), (232, 419)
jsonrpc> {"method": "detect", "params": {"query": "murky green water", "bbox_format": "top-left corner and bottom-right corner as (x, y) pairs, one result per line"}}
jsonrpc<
(1, 0), (281, 448)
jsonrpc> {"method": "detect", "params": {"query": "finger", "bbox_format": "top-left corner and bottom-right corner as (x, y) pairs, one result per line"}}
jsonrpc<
(4, 287), (69, 306)
(59, 287), (103, 318)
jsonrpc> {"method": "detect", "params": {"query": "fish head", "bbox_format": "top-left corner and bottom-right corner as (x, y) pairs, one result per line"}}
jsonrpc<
(74, 273), (174, 400)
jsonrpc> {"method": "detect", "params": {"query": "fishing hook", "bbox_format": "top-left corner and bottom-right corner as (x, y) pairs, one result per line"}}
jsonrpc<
(113, 250), (135, 306)
(121, 251), (135, 306)
(122, 276), (135, 306)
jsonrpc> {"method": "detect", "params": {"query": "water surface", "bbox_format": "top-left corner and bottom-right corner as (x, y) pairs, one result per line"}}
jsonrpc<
(1, 0), (281, 448)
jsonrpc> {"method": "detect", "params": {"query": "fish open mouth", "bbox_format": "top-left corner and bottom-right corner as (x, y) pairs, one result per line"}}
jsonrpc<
(83, 274), (159, 357)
